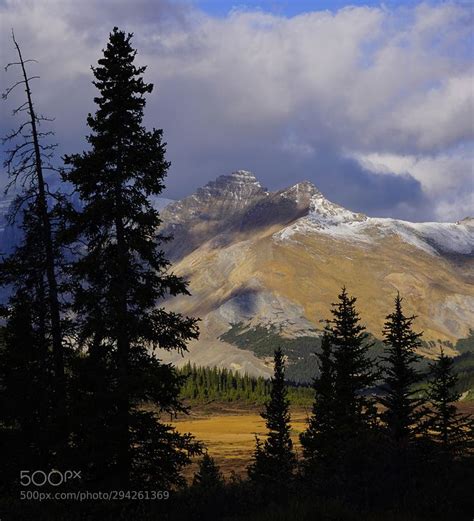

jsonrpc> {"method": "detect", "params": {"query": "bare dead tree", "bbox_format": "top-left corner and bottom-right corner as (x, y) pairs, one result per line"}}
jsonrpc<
(2, 30), (66, 449)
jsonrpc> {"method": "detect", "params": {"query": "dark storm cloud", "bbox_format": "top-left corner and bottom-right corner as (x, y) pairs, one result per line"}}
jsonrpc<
(312, 154), (431, 221)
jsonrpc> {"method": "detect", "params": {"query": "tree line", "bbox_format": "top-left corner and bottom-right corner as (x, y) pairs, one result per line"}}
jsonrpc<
(177, 363), (313, 405)
(171, 290), (473, 520)
(242, 289), (473, 519)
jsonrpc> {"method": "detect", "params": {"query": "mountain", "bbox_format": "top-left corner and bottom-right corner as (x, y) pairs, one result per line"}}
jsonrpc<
(151, 196), (174, 212)
(0, 172), (471, 381)
(157, 170), (474, 380)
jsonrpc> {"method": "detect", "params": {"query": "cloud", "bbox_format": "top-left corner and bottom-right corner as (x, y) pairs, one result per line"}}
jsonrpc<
(0, 1), (472, 221)
(353, 149), (473, 220)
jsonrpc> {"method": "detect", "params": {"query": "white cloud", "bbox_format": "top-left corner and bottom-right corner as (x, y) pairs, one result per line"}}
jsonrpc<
(0, 1), (472, 220)
(353, 150), (473, 220)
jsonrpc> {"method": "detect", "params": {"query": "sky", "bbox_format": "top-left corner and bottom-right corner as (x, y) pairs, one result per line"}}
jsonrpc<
(0, 0), (473, 222)
(193, 0), (458, 17)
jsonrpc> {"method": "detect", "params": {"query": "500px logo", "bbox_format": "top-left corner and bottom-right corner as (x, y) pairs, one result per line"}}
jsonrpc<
(20, 470), (82, 487)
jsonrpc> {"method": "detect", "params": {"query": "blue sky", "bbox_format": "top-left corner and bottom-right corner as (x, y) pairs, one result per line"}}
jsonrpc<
(193, 0), (453, 17)
(0, 0), (472, 221)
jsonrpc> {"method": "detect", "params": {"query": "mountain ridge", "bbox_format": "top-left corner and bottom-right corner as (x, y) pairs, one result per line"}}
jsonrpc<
(162, 170), (472, 259)
(0, 171), (471, 379)
(157, 170), (474, 379)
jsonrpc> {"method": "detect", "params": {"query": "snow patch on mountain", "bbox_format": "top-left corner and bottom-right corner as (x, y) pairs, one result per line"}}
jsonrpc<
(275, 194), (474, 256)
(309, 193), (367, 225)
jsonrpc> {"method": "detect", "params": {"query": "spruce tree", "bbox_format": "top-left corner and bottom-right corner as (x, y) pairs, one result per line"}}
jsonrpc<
(378, 294), (428, 503)
(300, 330), (335, 477)
(248, 348), (295, 489)
(190, 453), (226, 520)
(319, 288), (380, 498)
(62, 27), (200, 487)
(330, 288), (378, 437)
(381, 294), (425, 446)
(0, 209), (50, 455)
(192, 453), (225, 491)
(427, 350), (473, 459)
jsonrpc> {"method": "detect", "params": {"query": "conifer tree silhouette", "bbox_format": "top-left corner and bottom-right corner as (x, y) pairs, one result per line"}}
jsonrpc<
(330, 288), (378, 438)
(379, 294), (426, 502)
(381, 294), (425, 446)
(427, 350), (473, 460)
(62, 27), (200, 487)
(248, 348), (295, 491)
(321, 288), (379, 498)
(300, 329), (335, 480)
(192, 453), (224, 490)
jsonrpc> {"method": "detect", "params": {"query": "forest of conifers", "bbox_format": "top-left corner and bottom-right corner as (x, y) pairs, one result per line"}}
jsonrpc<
(177, 363), (314, 405)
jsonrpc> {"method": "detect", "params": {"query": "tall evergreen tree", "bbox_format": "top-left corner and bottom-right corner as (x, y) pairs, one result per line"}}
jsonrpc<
(300, 329), (335, 476)
(378, 295), (428, 504)
(427, 350), (473, 459)
(380, 294), (425, 446)
(62, 27), (200, 487)
(248, 348), (295, 490)
(330, 288), (378, 437)
(318, 288), (380, 500)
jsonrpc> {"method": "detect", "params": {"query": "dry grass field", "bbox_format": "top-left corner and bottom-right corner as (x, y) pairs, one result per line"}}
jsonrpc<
(171, 401), (474, 479)
(171, 406), (310, 477)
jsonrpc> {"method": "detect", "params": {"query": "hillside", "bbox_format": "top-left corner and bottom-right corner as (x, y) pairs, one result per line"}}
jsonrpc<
(157, 170), (474, 381)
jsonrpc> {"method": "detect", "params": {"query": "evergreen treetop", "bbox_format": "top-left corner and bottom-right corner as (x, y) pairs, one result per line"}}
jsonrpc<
(300, 329), (335, 469)
(63, 27), (196, 348)
(329, 287), (378, 433)
(192, 453), (225, 490)
(380, 294), (425, 445)
(427, 350), (473, 459)
(248, 348), (296, 489)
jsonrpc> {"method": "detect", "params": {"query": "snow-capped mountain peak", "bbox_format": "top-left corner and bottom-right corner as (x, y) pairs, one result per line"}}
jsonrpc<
(157, 171), (474, 374)
(276, 193), (473, 256)
(277, 181), (320, 204)
(195, 170), (266, 202)
(309, 193), (367, 226)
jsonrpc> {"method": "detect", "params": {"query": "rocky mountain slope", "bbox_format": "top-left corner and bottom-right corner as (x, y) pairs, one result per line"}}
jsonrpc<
(157, 170), (474, 379)
(1, 171), (471, 380)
